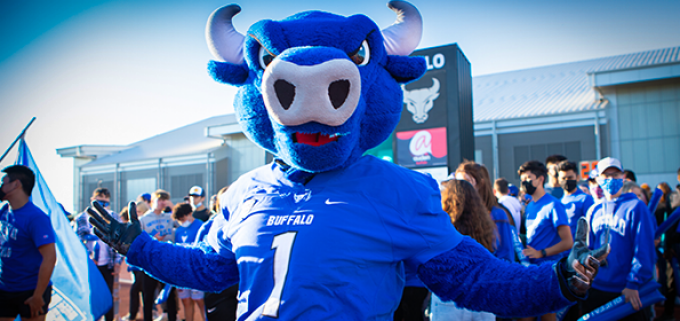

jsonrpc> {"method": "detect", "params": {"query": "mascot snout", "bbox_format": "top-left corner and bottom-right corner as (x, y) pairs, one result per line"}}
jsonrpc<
(262, 58), (361, 127)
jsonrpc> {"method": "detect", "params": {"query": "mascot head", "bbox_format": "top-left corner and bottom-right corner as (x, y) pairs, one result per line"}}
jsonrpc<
(206, 1), (427, 173)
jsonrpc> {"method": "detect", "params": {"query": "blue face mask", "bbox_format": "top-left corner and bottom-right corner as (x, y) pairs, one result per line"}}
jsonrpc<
(597, 178), (623, 196)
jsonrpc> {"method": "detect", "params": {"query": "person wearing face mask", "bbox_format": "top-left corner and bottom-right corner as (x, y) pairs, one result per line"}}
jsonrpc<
(516, 161), (573, 321)
(579, 157), (656, 320)
(557, 161), (595, 240)
(544, 155), (567, 200)
(74, 187), (120, 321)
(139, 190), (177, 321)
(0, 165), (56, 321)
(517, 161), (573, 266)
(187, 186), (209, 222)
(172, 203), (205, 321)
(586, 170), (605, 205)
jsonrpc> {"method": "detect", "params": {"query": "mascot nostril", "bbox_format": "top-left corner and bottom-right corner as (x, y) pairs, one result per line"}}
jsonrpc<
(274, 79), (296, 110)
(328, 79), (350, 109)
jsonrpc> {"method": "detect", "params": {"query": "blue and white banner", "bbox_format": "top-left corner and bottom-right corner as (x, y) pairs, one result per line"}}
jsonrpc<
(15, 140), (112, 320)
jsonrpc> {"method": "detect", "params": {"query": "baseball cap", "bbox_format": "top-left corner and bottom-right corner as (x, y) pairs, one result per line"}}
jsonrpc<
(596, 157), (623, 175)
(188, 186), (205, 197)
(140, 193), (151, 202)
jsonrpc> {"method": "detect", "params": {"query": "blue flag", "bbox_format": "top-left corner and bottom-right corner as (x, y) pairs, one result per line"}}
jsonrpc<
(15, 139), (112, 321)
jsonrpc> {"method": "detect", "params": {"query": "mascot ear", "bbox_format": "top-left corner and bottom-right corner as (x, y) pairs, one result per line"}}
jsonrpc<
(384, 55), (427, 84)
(208, 60), (249, 86)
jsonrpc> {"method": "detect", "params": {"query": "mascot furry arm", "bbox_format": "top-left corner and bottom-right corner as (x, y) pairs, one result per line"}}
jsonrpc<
(88, 2), (608, 319)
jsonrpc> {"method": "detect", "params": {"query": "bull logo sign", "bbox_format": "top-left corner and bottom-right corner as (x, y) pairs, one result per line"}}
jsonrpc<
(402, 77), (440, 124)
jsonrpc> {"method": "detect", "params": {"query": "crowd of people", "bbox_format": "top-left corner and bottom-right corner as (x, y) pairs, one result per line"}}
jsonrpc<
(70, 185), (239, 321)
(396, 156), (680, 321)
(1, 155), (680, 321)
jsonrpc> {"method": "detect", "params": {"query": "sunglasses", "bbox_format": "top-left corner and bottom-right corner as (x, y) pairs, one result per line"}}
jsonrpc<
(96, 200), (110, 208)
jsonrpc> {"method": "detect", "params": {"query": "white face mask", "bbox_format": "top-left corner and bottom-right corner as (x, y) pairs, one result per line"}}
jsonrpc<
(180, 220), (192, 228)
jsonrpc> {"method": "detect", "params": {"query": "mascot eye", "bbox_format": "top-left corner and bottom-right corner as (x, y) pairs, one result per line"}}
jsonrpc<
(350, 40), (370, 66)
(258, 47), (275, 69)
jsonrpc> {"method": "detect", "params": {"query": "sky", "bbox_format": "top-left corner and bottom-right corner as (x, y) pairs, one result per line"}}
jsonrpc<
(1, 0), (679, 211)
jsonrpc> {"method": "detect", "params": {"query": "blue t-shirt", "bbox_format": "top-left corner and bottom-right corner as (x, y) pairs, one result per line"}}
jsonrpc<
(491, 206), (515, 262)
(208, 156), (463, 320)
(0, 202), (55, 291)
(588, 193), (656, 292)
(175, 219), (203, 246)
(561, 189), (595, 239)
(525, 193), (570, 264)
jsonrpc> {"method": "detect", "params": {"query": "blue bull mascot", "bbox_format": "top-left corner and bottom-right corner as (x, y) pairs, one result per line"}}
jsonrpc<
(88, 2), (609, 320)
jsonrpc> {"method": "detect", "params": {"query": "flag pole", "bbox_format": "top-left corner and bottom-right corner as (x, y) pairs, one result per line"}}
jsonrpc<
(0, 117), (36, 164)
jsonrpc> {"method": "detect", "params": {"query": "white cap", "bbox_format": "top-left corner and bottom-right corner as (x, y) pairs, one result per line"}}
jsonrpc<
(597, 157), (623, 175)
(188, 186), (205, 197)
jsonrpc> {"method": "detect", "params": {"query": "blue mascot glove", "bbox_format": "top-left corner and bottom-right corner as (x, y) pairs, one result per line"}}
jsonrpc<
(88, 201), (142, 255)
(561, 217), (610, 297)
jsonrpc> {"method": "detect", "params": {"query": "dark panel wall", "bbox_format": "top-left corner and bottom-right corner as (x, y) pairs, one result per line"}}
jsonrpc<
(474, 135), (494, 176)
(496, 125), (601, 185)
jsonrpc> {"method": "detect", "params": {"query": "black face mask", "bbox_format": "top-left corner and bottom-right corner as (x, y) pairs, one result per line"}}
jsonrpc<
(521, 180), (537, 196)
(560, 179), (578, 193)
(0, 186), (5, 201)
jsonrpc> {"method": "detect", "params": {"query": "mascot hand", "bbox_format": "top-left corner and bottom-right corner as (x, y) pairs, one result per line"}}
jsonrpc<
(563, 217), (610, 296)
(88, 201), (142, 255)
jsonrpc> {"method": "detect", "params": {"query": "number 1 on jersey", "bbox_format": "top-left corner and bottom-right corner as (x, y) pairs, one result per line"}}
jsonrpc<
(262, 231), (297, 318)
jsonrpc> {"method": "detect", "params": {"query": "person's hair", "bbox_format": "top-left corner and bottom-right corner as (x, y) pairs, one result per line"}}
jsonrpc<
(456, 161), (497, 212)
(518, 160), (547, 181)
(494, 178), (509, 195)
(658, 182), (672, 204)
(120, 206), (129, 222)
(92, 187), (111, 199)
(623, 170), (636, 182)
(214, 185), (230, 213)
(440, 179), (496, 252)
(622, 181), (648, 204)
(135, 201), (150, 215)
(557, 160), (578, 174)
(545, 155), (567, 166)
(172, 203), (193, 220)
(621, 181), (640, 194)
(1, 165), (35, 196)
(154, 189), (170, 201)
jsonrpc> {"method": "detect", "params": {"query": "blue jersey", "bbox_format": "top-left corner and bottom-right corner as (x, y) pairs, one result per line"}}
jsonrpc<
(208, 156), (463, 320)
(175, 219), (203, 246)
(561, 189), (594, 240)
(491, 206), (515, 262)
(0, 202), (55, 291)
(525, 193), (570, 264)
(196, 218), (215, 244)
(587, 193), (656, 292)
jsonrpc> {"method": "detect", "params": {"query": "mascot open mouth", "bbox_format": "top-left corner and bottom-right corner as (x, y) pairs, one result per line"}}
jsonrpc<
(293, 132), (341, 146)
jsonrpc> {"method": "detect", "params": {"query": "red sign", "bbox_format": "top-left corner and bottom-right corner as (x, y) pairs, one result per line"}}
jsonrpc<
(395, 127), (447, 167)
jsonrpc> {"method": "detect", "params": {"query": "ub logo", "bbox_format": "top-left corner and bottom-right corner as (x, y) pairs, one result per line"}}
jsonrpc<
(402, 78), (440, 124)
(0, 208), (17, 258)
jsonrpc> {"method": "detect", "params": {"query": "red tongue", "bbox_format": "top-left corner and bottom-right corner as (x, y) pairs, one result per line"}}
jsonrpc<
(295, 132), (338, 147)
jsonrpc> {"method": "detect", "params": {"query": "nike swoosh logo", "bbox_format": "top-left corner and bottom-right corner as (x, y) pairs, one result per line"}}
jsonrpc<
(325, 199), (347, 205)
(207, 307), (217, 313)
